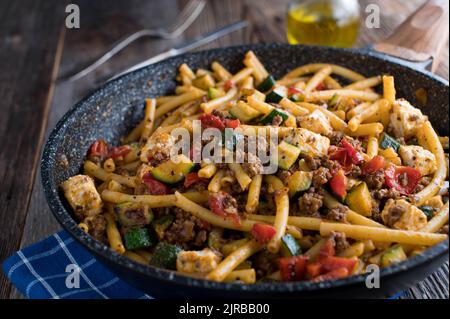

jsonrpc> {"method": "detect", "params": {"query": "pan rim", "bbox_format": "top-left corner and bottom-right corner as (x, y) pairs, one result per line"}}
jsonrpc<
(41, 43), (449, 294)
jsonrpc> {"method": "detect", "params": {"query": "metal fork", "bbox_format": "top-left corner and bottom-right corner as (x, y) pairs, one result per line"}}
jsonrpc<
(68, 0), (206, 81)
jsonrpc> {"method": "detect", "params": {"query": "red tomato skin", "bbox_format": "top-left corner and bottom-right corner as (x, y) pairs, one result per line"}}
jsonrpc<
(183, 172), (207, 188)
(199, 114), (226, 131)
(363, 155), (386, 174)
(320, 256), (358, 274)
(306, 262), (323, 278)
(319, 238), (336, 259)
(224, 118), (240, 129)
(329, 147), (352, 170)
(224, 80), (234, 92)
(312, 267), (349, 282)
(385, 165), (421, 194)
(108, 145), (132, 159)
(208, 191), (241, 226)
(279, 256), (309, 281)
(142, 173), (170, 195)
(329, 169), (347, 199)
(288, 86), (304, 95)
(315, 82), (326, 91)
(251, 223), (277, 244)
(88, 140), (109, 159)
(341, 138), (363, 164)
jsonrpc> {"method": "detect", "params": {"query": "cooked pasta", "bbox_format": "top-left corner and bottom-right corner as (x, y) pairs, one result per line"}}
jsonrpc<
(60, 52), (448, 285)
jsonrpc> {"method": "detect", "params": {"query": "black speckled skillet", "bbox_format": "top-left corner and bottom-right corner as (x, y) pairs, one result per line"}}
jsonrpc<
(41, 42), (448, 299)
(39, 0), (450, 299)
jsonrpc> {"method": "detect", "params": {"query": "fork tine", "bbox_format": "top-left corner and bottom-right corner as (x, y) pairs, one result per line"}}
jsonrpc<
(168, 0), (205, 34)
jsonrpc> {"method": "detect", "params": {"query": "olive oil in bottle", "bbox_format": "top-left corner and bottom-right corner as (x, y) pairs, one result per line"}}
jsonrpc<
(287, 0), (360, 48)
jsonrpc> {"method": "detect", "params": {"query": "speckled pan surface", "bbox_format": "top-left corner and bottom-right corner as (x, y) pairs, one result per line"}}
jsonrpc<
(42, 44), (449, 298)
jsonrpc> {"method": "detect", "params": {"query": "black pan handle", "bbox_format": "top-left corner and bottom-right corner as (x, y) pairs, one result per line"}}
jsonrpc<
(372, 0), (449, 73)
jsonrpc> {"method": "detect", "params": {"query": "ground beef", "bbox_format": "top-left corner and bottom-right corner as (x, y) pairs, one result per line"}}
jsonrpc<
(381, 203), (406, 228)
(277, 169), (292, 181)
(349, 165), (362, 178)
(414, 176), (432, 193)
(330, 231), (350, 254)
(252, 250), (279, 279)
(372, 188), (402, 201)
(298, 189), (323, 216)
(364, 170), (385, 190)
(242, 153), (264, 177)
(271, 115), (283, 126)
(312, 167), (332, 188)
(164, 208), (210, 249)
(371, 202), (382, 223)
(324, 205), (348, 222)
(212, 109), (229, 120)
(85, 214), (107, 243)
(329, 131), (345, 145)
(222, 192), (239, 214)
(439, 225), (449, 235)
(304, 155), (321, 170)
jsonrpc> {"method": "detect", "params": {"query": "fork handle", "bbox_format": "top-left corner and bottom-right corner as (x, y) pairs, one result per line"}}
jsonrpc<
(68, 29), (166, 81)
(373, 0), (449, 72)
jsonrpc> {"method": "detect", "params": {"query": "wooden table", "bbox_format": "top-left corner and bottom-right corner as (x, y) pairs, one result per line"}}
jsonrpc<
(0, 0), (448, 299)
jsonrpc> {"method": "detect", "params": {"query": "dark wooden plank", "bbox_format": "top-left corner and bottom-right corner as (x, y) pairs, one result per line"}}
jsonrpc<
(8, 0), (181, 299)
(0, 0), (66, 299)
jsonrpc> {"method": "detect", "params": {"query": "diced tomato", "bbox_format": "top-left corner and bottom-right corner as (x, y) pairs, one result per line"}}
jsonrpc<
(319, 238), (336, 259)
(329, 169), (347, 199)
(288, 86), (303, 95)
(306, 262), (323, 279)
(208, 191), (241, 227)
(183, 172), (207, 188)
(279, 256), (309, 281)
(108, 145), (132, 160)
(199, 114), (226, 131)
(315, 82), (326, 91)
(312, 267), (349, 282)
(251, 223), (277, 244)
(142, 173), (170, 195)
(329, 147), (352, 170)
(224, 118), (240, 129)
(87, 139), (108, 159)
(385, 165), (421, 194)
(363, 155), (386, 174)
(224, 80), (234, 92)
(320, 256), (358, 274)
(341, 138), (363, 164)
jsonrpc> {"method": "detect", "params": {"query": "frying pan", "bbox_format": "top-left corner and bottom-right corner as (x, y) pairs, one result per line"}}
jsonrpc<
(41, 1), (449, 298)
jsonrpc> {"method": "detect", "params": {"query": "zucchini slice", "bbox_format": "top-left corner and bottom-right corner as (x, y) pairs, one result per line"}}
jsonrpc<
(124, 227), (154, 250)
(276, 141), (301, 170)
(287, 171), (312, 197)
(208, 87), (225, 100)
(379, 133), (400, 152)
(280, 234), (302, 257)
(345, 182), (372, 216)
(265, 86), (287, 103)
(419, 205), (435, 220)
(229, 101), (261, 123)
(256, 75), (276, 92)
(259, 108), (289, 125)
(150, 243), (182, 270)
(151, 154), (194, 184)
(380, 245), (407, 268)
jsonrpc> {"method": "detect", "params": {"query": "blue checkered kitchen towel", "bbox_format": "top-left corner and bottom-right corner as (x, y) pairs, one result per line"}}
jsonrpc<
(2, 230), (407, 299)
(2, 231), (152, 299)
